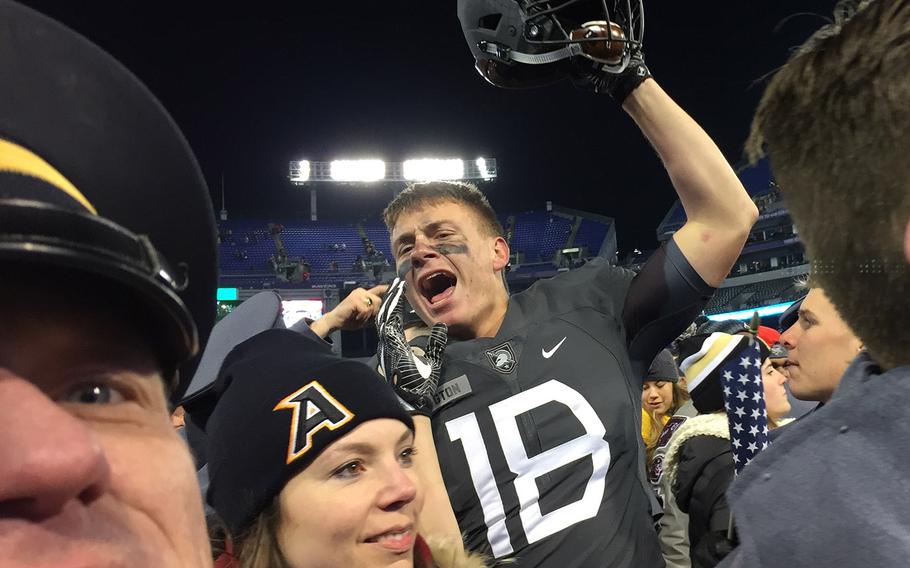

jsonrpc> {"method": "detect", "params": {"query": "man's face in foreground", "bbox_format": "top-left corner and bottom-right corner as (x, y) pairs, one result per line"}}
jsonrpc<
(780, 287), (863, 403)
(0, 288), (211, 567)
(390, 200), (509, 339)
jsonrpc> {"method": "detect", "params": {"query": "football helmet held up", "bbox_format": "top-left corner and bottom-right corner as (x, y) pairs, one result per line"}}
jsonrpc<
(458, 0), (644, 89)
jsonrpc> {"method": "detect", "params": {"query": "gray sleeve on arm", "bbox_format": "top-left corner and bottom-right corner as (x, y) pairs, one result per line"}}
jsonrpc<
(623, 238), (716, 378)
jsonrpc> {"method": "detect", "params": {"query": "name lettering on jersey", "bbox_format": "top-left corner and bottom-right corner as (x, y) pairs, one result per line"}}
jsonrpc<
(273, 380), (354, 465)
(433, 374), (473, 410)
(485, 342), (516, 374)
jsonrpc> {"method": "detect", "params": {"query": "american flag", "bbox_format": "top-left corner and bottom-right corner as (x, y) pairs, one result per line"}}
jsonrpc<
(719, 338), (771, 474)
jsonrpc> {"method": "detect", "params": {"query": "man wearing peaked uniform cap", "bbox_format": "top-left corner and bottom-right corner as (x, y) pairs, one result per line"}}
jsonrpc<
(0, 1), (216, 566)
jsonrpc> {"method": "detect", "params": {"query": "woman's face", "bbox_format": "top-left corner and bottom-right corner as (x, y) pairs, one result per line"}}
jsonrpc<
(277, 419), (423, 568)
(761, 358), (791, 420)
(642, 380), (674, 417)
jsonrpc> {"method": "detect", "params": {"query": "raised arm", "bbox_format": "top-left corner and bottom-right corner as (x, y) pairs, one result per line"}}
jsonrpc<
(623, 79), (758, 287)
(309, 284), (387, 339)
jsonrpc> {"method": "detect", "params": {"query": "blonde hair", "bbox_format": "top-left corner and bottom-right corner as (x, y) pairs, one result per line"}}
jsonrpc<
(645, 382), (690, 463)
(230, 500), (291, 568)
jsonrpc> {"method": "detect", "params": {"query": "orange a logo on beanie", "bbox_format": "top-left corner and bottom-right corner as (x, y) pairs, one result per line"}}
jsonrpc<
(274, 381), (354, 465)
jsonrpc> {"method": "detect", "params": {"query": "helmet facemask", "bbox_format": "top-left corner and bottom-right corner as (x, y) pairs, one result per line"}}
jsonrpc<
(458, 0), (645, 88)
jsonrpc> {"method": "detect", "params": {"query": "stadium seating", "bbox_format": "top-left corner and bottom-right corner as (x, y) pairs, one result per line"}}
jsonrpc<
(217, 211), (609, 290)
(280, 221), (363, 272)
(509, 211), (573, 262)
(574, 217), (609, 255)
(705, 277), (802, 314)
(361, 225), (393, 258)
(216, 220), (273, 273)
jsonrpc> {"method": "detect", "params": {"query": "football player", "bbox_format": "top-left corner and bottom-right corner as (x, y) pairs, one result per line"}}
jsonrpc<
(378, 2), (758, 566)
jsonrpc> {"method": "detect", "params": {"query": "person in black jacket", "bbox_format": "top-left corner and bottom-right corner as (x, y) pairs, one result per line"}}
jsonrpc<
(663, 333), (791, 568)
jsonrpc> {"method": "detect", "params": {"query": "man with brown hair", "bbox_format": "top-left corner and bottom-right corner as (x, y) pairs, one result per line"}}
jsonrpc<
(717, 1), (910, 566)
(382, 39), (758, 568)
(746, 0), (910, 370)
(779, 286), (863, 405)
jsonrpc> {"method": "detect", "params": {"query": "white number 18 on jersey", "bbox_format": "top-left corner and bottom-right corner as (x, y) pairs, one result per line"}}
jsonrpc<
(445, 380), (611, 558)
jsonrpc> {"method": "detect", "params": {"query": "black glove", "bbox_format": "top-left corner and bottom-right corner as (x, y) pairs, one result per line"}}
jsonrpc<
(376, 278), (447, 416)
(569, 49), (651, 103)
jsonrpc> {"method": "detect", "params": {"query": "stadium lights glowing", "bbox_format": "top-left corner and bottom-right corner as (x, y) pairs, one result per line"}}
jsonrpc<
(289, 160), (310, 183)
(706, 301), (797, 322)
(403, 159), (464, 181)
(476, 157), (493, 180)
(288, 157), (497, 184)
(330, 159), (386, 182)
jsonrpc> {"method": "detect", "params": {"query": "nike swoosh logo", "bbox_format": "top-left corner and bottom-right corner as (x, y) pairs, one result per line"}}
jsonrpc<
(542, 337), (567, 359)
(412, 354), (433, 378)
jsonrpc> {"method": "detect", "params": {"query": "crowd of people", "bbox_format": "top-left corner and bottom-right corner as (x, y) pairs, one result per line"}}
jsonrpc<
(2, 1), (909, 568)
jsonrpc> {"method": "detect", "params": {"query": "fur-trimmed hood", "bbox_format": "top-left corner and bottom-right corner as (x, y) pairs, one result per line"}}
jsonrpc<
(663, 414), (794, 490)
(422, 536), (491, 568)
(663, 413), (730, 491)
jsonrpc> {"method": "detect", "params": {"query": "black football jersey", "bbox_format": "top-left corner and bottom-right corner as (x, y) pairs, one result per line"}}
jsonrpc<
(431, 241), (712, 567)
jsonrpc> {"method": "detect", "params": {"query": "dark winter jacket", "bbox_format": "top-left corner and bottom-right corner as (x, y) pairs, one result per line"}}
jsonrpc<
(676, 437), (735, 568)
(719, 354), (910, 568)
(665, 414), (734, 568)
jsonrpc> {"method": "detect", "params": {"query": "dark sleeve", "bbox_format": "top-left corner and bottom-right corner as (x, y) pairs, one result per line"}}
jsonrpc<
(697, 452), (734, 535)
(673, 437), (733, 525)
(674, 436), (735, 568)
(623, 238), (716, 378)
(289, 317), (335, 345)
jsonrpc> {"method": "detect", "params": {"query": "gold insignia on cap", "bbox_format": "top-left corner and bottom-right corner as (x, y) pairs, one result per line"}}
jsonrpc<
(0, 138), (97, 214)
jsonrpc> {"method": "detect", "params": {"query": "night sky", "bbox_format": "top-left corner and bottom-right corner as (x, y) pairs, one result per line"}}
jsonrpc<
(23, 1), (835, 253)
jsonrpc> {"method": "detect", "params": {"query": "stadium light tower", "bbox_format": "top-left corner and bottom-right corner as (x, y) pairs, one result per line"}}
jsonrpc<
(289, 157), (497, 220)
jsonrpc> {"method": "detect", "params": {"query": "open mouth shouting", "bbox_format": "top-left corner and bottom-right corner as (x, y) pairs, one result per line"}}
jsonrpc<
(418, 270), (457, 307)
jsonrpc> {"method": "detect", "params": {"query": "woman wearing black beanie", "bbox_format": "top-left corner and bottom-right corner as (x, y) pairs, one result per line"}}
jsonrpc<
(204, 329), (487, 568)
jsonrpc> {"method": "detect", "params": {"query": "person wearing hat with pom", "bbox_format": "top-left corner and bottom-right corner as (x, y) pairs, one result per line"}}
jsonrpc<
(661, 333), (790, 568)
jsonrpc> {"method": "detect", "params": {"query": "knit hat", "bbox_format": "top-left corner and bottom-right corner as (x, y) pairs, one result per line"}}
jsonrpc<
(646, 349), (680, 383)
(677, 333), (768, 413)
(205, 329), (413, 535)
(756, 326), (781, 348)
